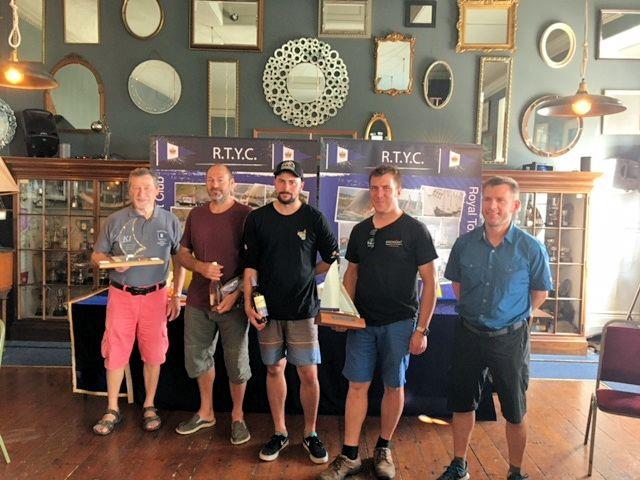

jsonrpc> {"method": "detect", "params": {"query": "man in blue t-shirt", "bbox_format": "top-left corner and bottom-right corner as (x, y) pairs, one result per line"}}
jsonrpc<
(437, 176), (553, 480)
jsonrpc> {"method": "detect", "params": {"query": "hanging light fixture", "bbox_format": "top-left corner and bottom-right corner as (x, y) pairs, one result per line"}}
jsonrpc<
(537, 0), (625, 118)
(0, 0), (58, 90)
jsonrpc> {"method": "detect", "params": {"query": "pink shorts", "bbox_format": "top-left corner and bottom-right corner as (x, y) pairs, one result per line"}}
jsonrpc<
(101, 285), (169, 370)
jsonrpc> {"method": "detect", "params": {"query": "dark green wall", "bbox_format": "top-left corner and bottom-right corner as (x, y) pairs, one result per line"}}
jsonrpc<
(1, 0), (639, 168)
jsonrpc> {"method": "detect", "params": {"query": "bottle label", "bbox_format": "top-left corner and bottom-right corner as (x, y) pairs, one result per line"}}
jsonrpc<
(253, 294), (269, 318)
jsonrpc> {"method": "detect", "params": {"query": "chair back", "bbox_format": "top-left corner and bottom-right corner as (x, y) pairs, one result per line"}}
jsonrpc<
(597, 320), (640, 388)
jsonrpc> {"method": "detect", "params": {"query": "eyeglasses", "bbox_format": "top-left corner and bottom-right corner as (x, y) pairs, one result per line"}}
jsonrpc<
(367, 228), (378, 249)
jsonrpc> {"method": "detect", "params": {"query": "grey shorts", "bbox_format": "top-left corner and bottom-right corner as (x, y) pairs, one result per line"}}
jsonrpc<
(184, 305), (251, 384)
(257, 318), (321, 366)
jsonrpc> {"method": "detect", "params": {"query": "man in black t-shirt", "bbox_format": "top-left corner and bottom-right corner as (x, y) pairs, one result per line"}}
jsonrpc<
(243, 160), (338, 466)
(319, 165), (438, 480)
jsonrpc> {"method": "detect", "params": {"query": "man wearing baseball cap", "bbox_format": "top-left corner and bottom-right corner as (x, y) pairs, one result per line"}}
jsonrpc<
(243, 160), (338, 465)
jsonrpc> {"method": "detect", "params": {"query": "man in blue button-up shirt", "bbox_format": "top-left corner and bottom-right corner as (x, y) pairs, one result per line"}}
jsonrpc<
(437, 176), (552, 480)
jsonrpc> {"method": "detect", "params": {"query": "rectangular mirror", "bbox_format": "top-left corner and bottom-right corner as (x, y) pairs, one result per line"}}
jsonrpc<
(253, 128), (358, 139)
(374, 32), (415, 95)
(208, 60), (239, 137)
(64, 0), (100, 44)
(17, 0), (44, 62)
(598, 9), (640, 59)
(318, 0), (372, 38)
(191, 0), (264, 51)
(456, 0), (518, 53)
(405, 1), (437, 28)
(476, 56), (513, 164)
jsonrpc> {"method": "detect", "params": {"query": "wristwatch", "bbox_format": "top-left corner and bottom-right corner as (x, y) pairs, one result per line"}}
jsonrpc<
(415, 325), (430, 336)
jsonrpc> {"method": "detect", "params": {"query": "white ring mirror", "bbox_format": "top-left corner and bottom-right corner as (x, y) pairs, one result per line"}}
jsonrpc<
(539, 22), (576, 69)
(128, 60), (182, 114)
(122, 0), (164, 40)
(423, 61), (453, 109)
(521, 95), (583, 157)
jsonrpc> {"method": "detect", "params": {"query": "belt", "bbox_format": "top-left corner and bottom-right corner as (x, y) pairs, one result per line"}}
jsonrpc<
(462, 318), (527, 338)
(110, 281), (166, 296)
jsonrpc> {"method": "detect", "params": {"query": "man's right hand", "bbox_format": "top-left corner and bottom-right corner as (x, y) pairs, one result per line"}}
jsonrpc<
(245, 304), (267, 331)
(198, 261), (223, 281)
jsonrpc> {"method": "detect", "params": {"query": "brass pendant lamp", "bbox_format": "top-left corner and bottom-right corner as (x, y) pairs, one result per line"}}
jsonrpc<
(0, 0), (58, 90)
(537, 0), (626, 118)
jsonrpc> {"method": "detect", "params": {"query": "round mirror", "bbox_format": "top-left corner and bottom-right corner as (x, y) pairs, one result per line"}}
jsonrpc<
(423, 61), (453, 109)
(286, 63), (326, 103)
(364, 113), (393, 141)
(521, 95), (583, 157)
(122, 0), (164, 39)
(128, 60), (182, 114)
(539, 23), (576, 69)
(44, 54), (104, 131)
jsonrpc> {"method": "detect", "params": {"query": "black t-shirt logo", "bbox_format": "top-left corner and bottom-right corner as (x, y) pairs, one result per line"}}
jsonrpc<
(297, 229), (307, 241)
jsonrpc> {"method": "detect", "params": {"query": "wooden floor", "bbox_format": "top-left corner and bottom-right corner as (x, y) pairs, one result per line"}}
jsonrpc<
(0, 367), (639, 479)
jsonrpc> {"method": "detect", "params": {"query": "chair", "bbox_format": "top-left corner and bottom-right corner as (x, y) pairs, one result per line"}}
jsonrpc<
(584, 320), (640, 476)
(0, 319), (10, 463)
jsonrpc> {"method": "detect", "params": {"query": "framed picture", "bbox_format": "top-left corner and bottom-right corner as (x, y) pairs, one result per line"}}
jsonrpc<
(601, 90), (640, 135)
(405, 1), (436, 28)
(481, 101), (490, 132)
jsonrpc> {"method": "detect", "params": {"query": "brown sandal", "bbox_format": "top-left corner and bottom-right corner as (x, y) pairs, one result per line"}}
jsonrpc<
(93, 408), (123, 436)
(142, 406), (162, 432)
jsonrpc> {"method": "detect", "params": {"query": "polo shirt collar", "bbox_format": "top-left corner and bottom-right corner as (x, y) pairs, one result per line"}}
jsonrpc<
(127, 204), (159, 219)
(480, 221), (516, 245)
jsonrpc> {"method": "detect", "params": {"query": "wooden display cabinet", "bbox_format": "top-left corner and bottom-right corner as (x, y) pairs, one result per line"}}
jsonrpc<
(4, 157), (147, 340)
(483, 170), (602, 355)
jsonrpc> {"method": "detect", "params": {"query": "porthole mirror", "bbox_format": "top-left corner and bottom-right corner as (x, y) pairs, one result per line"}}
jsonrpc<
(423, 61), (453, 109)
(122, 0), (164, 40)
(539, 23), (576, 69)
(364, 113), (392, 140)
(263, 37), (349, 127)
(128, 60), (182, 114)
(44, 54), (104, 132)
(521, 95), (583, 157)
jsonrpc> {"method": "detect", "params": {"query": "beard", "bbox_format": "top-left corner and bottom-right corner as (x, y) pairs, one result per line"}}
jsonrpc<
(209, 189), (229, 204)
(277, 192), (296, 204)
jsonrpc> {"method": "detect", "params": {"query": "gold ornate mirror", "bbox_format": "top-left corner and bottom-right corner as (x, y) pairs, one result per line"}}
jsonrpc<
(374, 32), (415, 95)
(364, 113), (393, 140)
(456, 0), (518, 53)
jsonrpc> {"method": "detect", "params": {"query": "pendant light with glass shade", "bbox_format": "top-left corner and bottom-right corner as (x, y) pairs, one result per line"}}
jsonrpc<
(537, 0), (626, 118)
(0, 0), (58, 90)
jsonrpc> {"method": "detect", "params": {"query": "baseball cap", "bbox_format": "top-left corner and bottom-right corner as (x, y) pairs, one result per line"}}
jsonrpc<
(274, 160), (303, 178)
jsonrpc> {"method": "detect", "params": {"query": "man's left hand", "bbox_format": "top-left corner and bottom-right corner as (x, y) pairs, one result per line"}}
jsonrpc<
(216, 289), (241, 314)
(409, 331), (428, 355)
(166, 296), (182, 321)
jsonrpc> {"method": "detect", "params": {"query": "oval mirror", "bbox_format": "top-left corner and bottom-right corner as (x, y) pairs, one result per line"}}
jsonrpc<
(122, 0), (164, 39)
(364, 113), (392, 141)
(539, 23), (576, 69)
(128, 60), (182, 114)
(44, 54), (104, 132)
(521, 95), (583, 157)
(423, 61), (453, 109)
(287, 63), (326, 103)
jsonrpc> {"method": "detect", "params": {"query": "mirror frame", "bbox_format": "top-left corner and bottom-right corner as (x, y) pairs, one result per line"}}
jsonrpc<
(539, 22), (576, 69)
(44, 54), (105, 133)
(476, 56), (513, 165)
(122, 0), (165, 40)
(521, 95), (583, 157)
(374, 32), (416, 96)
(597, 9), (640, 60)
(405, 1), (437, 28)
(208, 60), (239, 137)
(190, 0), (264, 52)
(318, 0), (372, 38)
(253, 128), (358, 139)
(16, 0), (45, 62)
(423, 60), (454, 109)
(63, 0), (101, 45)
(364, 113), (393, 141)
(456, 0), (518, 53)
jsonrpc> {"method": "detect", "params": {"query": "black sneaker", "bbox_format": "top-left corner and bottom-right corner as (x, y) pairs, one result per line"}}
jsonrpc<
(437, 459), (470, 480)
(259, 433), (289, 461)
(303, 433), (329, 464)
(507, 472), (528, 480)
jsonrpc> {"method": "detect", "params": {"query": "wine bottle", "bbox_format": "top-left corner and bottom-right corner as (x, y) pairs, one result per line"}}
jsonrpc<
(209, 262), (222, 310)
(251, 277), (269, 324)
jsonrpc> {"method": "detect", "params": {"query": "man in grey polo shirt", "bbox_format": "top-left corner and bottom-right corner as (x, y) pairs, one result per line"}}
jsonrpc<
(91, 167), (185, 435)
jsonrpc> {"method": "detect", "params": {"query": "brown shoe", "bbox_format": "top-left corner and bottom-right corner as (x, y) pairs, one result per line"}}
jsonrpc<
(317, 454), (362, 480)
(373, 447), (396, 479)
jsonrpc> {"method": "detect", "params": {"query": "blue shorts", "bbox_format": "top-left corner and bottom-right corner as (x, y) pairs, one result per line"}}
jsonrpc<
(342, 318), (415, 388)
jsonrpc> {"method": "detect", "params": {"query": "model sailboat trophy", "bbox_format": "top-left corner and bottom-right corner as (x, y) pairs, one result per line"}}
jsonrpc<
(316, 259), (365, 329)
